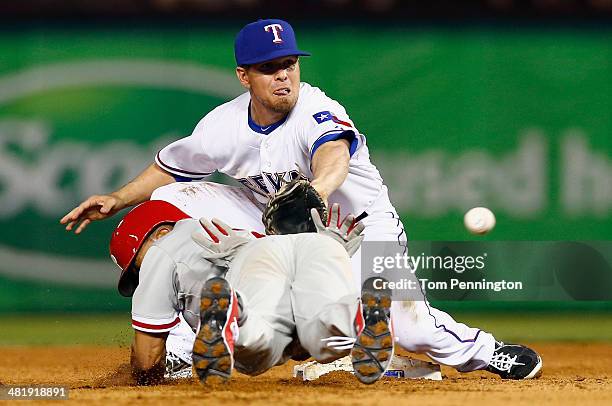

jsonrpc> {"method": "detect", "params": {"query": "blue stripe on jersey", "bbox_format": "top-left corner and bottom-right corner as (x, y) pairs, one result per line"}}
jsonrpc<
(247, 102), (288, 135)
(310, 130), (358, 159)
(171, 174), (204, 182)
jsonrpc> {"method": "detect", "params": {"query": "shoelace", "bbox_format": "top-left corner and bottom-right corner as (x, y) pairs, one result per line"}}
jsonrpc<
(165, 352), (188, 372)
(321, 336), (357, 351)
(489, 351), (525, 372)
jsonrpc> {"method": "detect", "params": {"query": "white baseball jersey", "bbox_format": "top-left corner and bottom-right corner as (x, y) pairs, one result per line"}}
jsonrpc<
(156, 82), (386, 218)
(131, 219), (228, 333)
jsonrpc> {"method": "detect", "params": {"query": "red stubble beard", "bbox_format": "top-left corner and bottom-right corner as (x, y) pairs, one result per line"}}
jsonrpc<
(256, 86), (299, 115)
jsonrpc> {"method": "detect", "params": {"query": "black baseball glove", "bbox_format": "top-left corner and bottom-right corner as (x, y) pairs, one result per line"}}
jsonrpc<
(262, 179), (328, 235)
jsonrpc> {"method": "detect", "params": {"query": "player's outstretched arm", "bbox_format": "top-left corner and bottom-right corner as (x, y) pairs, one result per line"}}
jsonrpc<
(310, 139), (351, 204)
(60, 163), (175, 234)
(131, 329), (168, 385)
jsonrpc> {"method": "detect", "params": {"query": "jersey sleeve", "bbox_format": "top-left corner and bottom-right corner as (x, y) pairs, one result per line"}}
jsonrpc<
(302, 103), (364, 160)
(131, 246), (181, 333)
(155, 117), (217, 181)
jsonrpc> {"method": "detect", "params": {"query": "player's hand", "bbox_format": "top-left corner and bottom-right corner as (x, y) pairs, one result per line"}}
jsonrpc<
(60, 194), (127, 234)
(311, 203), (365, 257)
(192, 218), (251, 268)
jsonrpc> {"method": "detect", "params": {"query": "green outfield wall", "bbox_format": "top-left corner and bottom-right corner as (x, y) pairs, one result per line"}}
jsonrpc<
(0, 26), (610, 311)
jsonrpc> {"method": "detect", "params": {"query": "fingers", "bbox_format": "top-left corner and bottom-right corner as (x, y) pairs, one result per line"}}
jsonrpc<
(327, 203), (340, 228)
(60, 205), (86, 225)
(60, 212), (74, 225)
(63, 205), (93, 232)
(310, 208), (325, 230)
(74, 219), (91, 234)
(191, 231), (216, 251)
(334, 203), (341, 228)
(60, 195), (115, 233)
(210, 218), (231, 236)
(198, 218), (221, 243)
(339, 214), (356, 236)
(348, 222), (365, 239)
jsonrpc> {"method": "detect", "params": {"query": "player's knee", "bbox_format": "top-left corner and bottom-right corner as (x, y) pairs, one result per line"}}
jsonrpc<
(130, 360), (164, 385)
(132, 356), (157, 373)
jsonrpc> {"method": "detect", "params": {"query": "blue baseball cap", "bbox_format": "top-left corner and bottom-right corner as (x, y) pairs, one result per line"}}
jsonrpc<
(235, 19), (311, 66)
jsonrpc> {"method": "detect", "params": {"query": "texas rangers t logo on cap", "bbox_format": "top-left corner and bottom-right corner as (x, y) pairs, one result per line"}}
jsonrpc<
(234, 19), (311, 66)
(264, 24), (284, 44)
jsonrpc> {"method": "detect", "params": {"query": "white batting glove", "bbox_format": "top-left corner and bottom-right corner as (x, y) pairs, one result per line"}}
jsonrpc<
(191, 218), (251, 268)
(311, 203), (365, 257)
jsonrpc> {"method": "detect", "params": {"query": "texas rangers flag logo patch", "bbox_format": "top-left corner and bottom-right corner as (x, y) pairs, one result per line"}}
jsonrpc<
(313, 111), (353, 127)
(313, 111), (333, 124)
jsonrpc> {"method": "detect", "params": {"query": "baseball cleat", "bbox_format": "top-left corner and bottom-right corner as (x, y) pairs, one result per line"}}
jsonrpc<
(165, 351), (193, 380)
(192, 277), (240, 384)
(351, 276), (394, 384)
(486, 342), (543, 380)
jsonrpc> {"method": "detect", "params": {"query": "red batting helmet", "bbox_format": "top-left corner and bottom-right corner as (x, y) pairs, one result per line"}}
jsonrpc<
(109, 200), (190, 297)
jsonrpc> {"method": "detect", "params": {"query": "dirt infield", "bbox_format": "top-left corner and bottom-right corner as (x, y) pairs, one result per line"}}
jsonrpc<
(1, 342), (611, 405)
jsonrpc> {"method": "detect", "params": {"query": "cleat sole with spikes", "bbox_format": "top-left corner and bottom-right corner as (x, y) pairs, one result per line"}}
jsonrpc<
(351, 276), (394, 384)
(192, 277), (235, 384)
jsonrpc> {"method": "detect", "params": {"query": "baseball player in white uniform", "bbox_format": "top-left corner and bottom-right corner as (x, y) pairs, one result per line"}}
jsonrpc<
(63, 19), (542, 380)
(111, 199), (393, 385)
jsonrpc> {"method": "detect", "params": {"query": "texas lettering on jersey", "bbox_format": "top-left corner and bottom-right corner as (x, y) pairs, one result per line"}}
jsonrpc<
(237, 170), (306, 198)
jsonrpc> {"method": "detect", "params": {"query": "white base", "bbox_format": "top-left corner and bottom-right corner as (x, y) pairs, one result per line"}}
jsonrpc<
(293, 355), (442, 381)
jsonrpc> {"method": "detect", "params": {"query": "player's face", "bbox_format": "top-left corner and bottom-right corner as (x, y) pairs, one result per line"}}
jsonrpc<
(237, 56), (300, 115)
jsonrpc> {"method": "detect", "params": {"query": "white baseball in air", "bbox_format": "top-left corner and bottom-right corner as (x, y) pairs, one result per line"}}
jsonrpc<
(464, 207), (496, 235)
